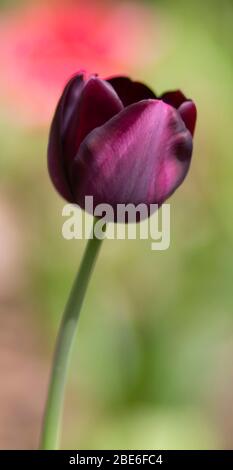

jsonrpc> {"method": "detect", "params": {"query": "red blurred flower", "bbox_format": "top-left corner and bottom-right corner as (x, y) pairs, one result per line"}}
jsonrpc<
(0, 0), (159, 125)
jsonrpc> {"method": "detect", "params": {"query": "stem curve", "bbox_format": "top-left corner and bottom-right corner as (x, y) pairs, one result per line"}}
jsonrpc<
(40, 217), (103, 449)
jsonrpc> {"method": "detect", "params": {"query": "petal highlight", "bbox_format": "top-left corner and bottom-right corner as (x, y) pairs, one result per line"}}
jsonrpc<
(72, 99), (193, 216)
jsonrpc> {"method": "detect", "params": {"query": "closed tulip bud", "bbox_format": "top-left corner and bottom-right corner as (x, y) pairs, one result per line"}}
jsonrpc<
(48, 72), (196, 220)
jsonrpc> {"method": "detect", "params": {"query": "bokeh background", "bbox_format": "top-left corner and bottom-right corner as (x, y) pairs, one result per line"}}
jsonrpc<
(0, 0), (233, 450)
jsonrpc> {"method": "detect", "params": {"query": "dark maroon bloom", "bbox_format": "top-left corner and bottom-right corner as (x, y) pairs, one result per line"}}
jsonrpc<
(48, 72), (196, 218)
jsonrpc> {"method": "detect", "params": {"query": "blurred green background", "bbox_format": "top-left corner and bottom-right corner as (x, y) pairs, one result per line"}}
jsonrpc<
(0, 0), (233, 450)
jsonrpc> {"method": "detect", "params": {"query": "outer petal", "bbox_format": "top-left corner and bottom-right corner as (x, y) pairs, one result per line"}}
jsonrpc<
(48, 73), (85, 202)
(178, 101), (197, 136)
(63, 77), (124, 169)
(107, 76), (156, 106)
(72, 99), (193, 217)
(48, 74), (123, 201)
(160, 90), (197, 136)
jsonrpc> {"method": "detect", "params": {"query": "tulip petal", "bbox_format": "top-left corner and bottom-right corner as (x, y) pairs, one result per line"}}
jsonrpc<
(160, 90), (187, 108)
(107, 76), (156, 106)
(48, 73), (85, 201)
(178, 101), (197, 136)
(48, 73), (123, 201)
(63, 77), (123, 166)
(72, 99), (193, 215)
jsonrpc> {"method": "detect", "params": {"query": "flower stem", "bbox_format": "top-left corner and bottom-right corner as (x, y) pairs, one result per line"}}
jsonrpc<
(40, 217), (104, 450)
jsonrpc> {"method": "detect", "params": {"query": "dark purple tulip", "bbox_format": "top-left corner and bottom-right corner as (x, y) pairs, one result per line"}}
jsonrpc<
(48, 72), (196, 218)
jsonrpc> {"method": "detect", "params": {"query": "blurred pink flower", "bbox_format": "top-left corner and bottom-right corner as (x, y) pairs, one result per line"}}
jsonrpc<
(0, 0), (159, 125)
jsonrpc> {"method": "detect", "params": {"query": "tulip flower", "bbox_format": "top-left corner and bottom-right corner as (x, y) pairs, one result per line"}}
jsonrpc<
(48, 72), (196, 219)
(41, 72), (197, 450)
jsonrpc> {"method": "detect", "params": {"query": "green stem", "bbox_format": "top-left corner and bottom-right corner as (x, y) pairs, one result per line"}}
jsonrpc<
(40, 217), (104, 450)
